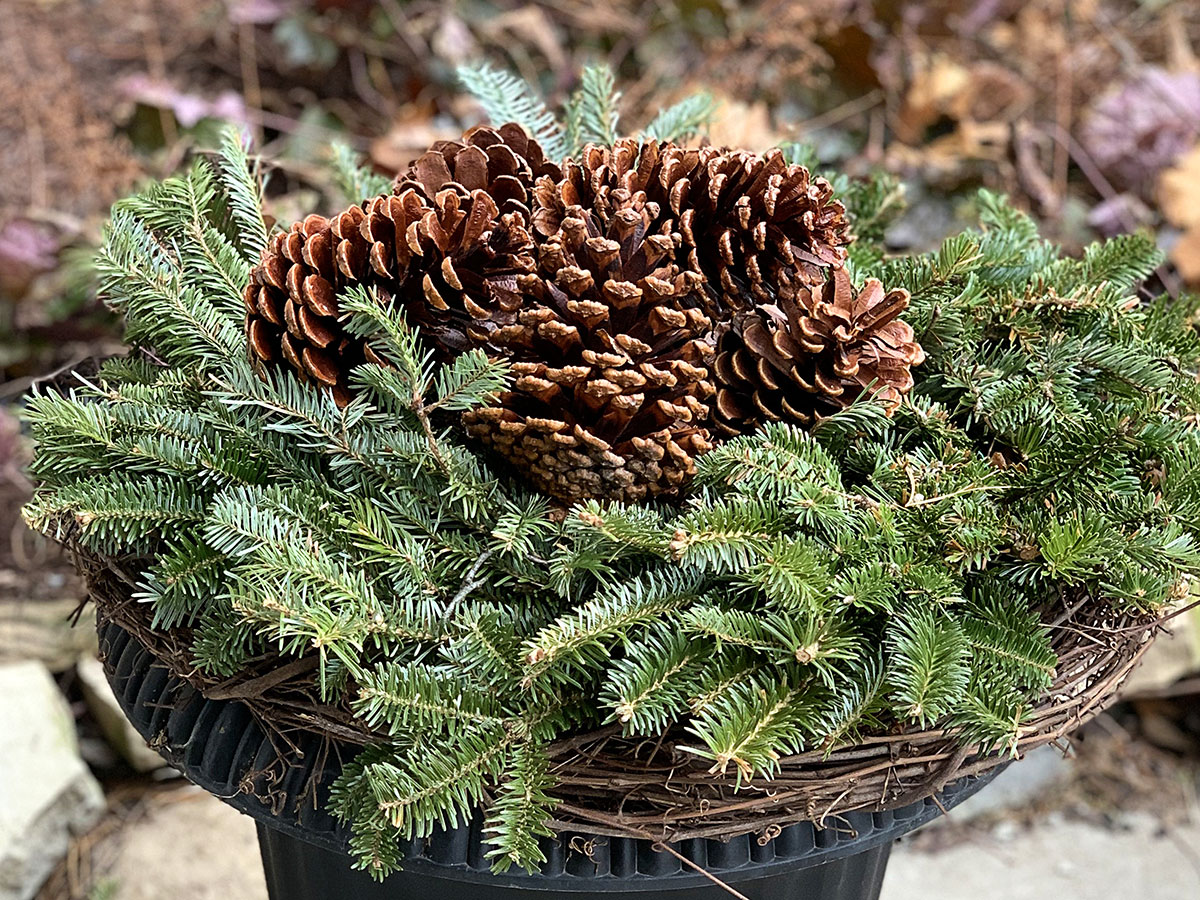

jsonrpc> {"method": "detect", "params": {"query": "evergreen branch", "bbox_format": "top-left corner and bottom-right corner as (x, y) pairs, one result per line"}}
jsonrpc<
(563, 64), (620, 154)
(484, 742), (559, 873)
(523, 567), (703, 685)
(682, 676), (829, 784)
(642, 93), (717, 143)
(457, 63), (565, 160)
(599, 627), (702, 735)
(216, 126), (270, 258)
(353, 662), (506, 737)
(886, 609), (970, 726)
(329, 142), (392, 205)
(24, 477), (204, 554)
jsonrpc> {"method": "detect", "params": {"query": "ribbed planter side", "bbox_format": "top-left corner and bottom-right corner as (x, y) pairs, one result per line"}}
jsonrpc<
(99, 617), (1002, 898)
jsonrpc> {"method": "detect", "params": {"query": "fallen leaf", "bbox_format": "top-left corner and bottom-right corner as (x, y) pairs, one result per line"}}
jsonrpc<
(1079, 67), (1200, 195)
(226, 0), (292, 25)
(431, 13), (477, 67)
(894, 54), (970, 145)
(704, 98), (783, 152)
(477, 7), (566, 75)
(118, 74), (250, 129)
(1170, 225), (1200, 283)
(0, 219), (60, 300)
(1159, 143), (1200, 230)
(369, 112), (460, 175)
(1087, 193), (1154, 237)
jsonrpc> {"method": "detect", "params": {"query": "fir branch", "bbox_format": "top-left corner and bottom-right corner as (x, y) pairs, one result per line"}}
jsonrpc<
(885, 609), (970, 726)
(523, 567), (703, 686)
(563, 64), (621, 154)
(484, 742), (559, 873)
(599, 627), (703, 735)
(329, 142), (392, 205)
(215, 126), (269, 258)
(682, 676), (829, 783)
(353, 662), (506, 738)
(457, 63), (565, 160)
(642, 92), (717, 143)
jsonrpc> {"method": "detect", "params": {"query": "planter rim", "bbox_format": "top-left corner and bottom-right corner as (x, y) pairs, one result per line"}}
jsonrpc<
(81, 546), (1153, 844)
(99, 616), (1004, 889)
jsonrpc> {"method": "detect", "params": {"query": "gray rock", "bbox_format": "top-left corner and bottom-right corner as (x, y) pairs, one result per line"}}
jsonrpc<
(76, 656), (166, 773)
(0, 573), (97, 672)
(0, 661), (105, 900)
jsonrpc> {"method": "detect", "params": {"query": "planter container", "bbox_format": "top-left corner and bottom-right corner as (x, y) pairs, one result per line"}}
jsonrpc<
(99, 617), (1002, 900)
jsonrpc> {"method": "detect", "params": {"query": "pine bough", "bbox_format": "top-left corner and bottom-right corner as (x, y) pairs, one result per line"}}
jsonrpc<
(22, 130), (1200, 878)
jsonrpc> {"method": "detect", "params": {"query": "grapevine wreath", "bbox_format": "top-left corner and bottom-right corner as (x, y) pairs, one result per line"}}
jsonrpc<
(23, 119), (1200, 878)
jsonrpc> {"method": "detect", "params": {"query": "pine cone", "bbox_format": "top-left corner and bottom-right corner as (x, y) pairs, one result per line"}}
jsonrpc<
(461, 181), (716, 504)
(245, 188), (535, 403)
(711, 268), (925, 434)
(537, 140), (852, 315)
(660, 145), (852, 310)
(395, 123), (562, 218)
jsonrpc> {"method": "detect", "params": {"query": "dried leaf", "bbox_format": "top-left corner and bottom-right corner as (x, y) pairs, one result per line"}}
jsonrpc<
(1170, 226), (1200, 284)
(0, 220), (59, 300)
(894, 54), (971, 144)
(704, 98), (782, 152)
(1159, 143), (1200, 230)
(118, 74), (249, 129)
(431, 13), (478, 67)
(1079, 67), (1200, 194)
(368, 114), (460, 175)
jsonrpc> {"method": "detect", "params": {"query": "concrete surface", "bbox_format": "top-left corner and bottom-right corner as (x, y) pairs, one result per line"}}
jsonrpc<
(936, 744), (1073, 823)
(105, 789), (266, 900)
(885, 813), (1200, 900)
(0, 661), (105, 900)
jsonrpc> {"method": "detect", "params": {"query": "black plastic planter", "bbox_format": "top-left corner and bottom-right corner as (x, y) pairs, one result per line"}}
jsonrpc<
(99, 617), (1002, 900)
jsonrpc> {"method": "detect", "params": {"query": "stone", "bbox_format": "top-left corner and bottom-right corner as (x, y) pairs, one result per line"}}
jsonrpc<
(0, 571), (97, 672)
(76, 656), (167, 773)
(0, 661), (105, 900)
(1121, 608), (1200, 696)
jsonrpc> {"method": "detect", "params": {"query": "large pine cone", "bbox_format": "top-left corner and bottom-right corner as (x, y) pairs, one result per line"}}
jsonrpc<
(395, 123), (562, 218)
(461, 177), (716, 504)
(539, 140), (852, 316)
(244, 187), (535, 403)
(711, 268), (925, 434)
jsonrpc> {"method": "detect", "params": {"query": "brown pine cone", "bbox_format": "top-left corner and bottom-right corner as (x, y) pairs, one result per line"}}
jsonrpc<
(661, 145), (852, 309)
(461, 182), (716, 504)
(711, 268), (925, 434)
(395, 123), (563, 218)
(244, 187), (536, 403)
(534, 140), (852, 315)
